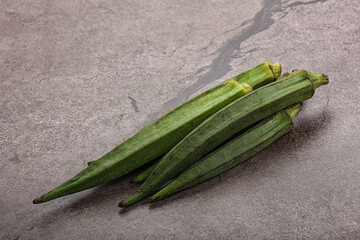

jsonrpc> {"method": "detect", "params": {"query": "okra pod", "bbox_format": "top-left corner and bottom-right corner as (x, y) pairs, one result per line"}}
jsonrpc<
(33, 62), (280, 204)
(133, 72), (295, 183)
(150, 103), (302, 202)
(119, 70), (328, 207)
(132, 159), (161, 183)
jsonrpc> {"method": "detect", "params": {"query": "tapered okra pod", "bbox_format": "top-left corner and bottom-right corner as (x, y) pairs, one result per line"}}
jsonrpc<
(132, 159), (161, 183)
(133, 72), (297, 183)
(150, 103), (302, 202)
(119, 70), (328, 207)
(33, 62), (280, 204)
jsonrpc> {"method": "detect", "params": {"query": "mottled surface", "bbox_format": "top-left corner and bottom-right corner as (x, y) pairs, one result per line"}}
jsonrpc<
(1, 0), (359, 239)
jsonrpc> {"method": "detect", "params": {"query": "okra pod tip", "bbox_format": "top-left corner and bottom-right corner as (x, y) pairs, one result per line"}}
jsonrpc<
(119, 191), (144, 208)
(33, 196), (44, 204)
(283, 102), (302, 120)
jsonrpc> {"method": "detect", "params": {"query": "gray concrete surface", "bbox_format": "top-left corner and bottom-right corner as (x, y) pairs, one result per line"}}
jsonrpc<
(1, 0), (359, 239)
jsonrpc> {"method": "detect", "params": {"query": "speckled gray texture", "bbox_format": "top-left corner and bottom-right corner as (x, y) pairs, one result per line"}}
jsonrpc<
(1, 0), (359, 239)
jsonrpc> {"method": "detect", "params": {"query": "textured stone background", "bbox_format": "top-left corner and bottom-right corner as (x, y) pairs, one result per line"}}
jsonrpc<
(1, 0), (359, 239)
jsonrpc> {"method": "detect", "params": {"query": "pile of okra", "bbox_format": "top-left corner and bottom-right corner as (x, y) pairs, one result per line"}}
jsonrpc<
(33, 62), (328, 208)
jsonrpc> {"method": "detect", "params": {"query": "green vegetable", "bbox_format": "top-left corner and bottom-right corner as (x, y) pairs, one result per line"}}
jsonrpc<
(33, 62), (280, 204)
(132, 159), (161, 183)
(119, 70), (328, 208)
(150, 103), (302, 202)
(132, 72), (296, 183)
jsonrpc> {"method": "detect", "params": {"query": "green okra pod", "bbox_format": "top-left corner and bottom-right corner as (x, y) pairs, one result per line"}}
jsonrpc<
(33, 62), (280, 204)
(119, 70), (328, 208)
(132, 159), (161, 183)
(150, 103), (302, 202)
(131, 71), (297, 183)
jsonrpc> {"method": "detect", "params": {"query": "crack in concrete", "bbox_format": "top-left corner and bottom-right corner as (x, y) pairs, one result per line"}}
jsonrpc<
(322, 85), (331, 123)
(287, 0), (328, 8)
(149, 0), (281, 121)
(232, 47), (263, 59)
(322, 96), (330, 122)
(82, 73), (100, 84)
(277, 0), (330, 20)
(201, 19), (253, 52)
(115, 113), (126, 128)
(26, 226), (34, 231)
(148, 0), (330, 122)
(128, 96), (139, 112)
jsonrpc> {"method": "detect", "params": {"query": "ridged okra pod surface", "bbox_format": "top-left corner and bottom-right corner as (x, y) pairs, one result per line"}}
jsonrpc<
(150, 103), (302, 202)
(119, 70), (328, 207)
(33, 62), (280, 204)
